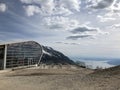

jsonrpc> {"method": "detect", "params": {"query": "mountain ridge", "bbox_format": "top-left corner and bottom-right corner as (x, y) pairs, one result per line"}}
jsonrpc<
(40, 46), (76, 65)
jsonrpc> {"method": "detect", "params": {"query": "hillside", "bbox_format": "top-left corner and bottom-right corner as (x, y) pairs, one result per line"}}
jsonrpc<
(84, 65), (120, 90)
(40, 46), (76, 65)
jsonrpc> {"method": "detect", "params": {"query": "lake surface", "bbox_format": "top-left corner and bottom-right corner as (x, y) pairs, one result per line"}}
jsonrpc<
(71, 57), (120, 69)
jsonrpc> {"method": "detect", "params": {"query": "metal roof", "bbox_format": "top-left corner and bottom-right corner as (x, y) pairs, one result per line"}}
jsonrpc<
(0, 40), (36, 46)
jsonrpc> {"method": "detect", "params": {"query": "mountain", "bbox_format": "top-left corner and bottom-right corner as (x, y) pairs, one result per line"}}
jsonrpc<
(40, 46), (76, 65)
(107, 59), (120, 65)
(75, 61), (86, 68)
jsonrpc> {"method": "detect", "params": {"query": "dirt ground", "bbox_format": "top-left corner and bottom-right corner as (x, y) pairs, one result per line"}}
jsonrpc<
(0, 67), (120, 90)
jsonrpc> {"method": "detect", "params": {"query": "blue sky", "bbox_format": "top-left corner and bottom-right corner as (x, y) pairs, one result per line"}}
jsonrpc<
(0, 0), (120, 58)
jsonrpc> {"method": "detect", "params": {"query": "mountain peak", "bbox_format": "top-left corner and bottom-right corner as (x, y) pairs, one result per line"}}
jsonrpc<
(40, 46), (75, 65)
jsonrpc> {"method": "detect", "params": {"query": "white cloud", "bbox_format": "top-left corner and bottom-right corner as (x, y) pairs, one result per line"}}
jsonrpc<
(59, 0), (81, 11)
(22, 0), (55, 16)
(86, 0), (115, 9)
(110, 23), (120, 29)
(108, 0), (120, 12)
(83, 21), (91, 25)
(20, 0), (110, 41)
(20, 0), (81, 16)
(20, 0), (33, 4)
(96, 2), (120, 22)
(86, 0), (120, 22)
(43, 16), (79, 30)
(20, 0), (54, 5)
(55, 41), (80, 45)
(113, 24), (120, 28)
(52, 6), (73, 16)
(67, 25), (109, 40)
(23, 5), (41, 16)
(82, 60), (114, 69)
(38, 0), (55, 15)
(106, 0), (120, 16)
(0, 3), (7, 12)
(43, 17), (108, 37)
(97, 15), (116, 22)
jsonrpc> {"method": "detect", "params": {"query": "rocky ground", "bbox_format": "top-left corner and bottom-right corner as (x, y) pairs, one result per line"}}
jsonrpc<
(0, 66), (120, 90)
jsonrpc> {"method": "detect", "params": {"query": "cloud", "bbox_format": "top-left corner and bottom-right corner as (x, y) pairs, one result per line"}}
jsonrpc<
(55, 41), (80, 45)
(113, 24), (120, 28)
(43, 16), (79, 30)
(58, 0), (81, 12)
(69, 25), (104, 35)
(22, 0), (54, 16)
(112, 2), (120, 13)
(85, 0), (120, 23)
(110, 23), (120, 29)
(81, 60), (114, 69)
(97, 15), (116, 22)
(66, 35), (92, 40)
(20, 0), (81, 16)
(70, 25), (99, 33)
(21, 0), (79, 32)
(106, 0), (120, 16)
(86, 0), (120, 19)
(23, 5), (41, 16)
(20, 0), (54, 6)
(20, 0), (34, 4)
(20, 0), (109, 41)
(87, 0), (115, 9)
(67, 25), (109, 40)
(0, 3), (7, 12)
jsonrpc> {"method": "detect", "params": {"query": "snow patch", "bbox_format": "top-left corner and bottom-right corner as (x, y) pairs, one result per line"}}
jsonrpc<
(43, 50), (52, 56)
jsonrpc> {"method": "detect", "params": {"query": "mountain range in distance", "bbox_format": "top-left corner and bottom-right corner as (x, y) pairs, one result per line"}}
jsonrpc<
(40, 45), (120, 69)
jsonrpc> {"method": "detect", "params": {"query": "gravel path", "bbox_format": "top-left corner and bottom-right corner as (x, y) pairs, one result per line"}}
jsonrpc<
(0, 67), (120, 90)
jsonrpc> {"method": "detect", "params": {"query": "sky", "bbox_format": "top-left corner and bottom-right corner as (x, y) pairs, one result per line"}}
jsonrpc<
(0, 0), (120, 59)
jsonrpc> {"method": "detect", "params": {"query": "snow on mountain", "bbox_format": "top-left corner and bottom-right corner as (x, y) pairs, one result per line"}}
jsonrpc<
(40, 46), (75, 65)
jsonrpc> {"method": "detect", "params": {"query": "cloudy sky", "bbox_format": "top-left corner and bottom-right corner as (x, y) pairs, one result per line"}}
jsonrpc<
(0, 0), (120, 59)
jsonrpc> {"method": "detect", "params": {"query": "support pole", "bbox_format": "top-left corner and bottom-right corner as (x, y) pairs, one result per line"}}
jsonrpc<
(38, 45), (43, 66)
(3, 45), (7, 70)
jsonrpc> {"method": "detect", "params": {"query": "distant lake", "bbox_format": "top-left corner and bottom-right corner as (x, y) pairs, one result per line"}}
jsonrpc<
(71, 57), (120, 69)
